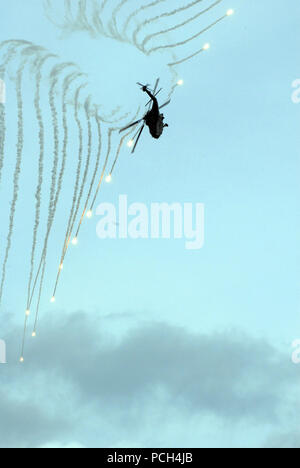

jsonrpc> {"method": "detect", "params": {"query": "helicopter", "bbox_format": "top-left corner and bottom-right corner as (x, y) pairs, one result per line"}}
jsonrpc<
(119, 79), (171, 154)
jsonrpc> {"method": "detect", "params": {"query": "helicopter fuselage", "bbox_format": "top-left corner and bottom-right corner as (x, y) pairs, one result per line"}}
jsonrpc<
(143, 88), (165, 139)
(144, 110), (164, 139)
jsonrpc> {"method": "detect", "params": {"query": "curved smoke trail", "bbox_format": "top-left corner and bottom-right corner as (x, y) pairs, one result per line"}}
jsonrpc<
(51, 95), (93, 299)
(0, 60), (26, 305)
(122, 0), (167, 40)
(51, 107), (101, 300)
(89, 127), (114, 212)
(0, 41), (33, 188)
(132, 0), (206, 48)
(31, 82), (88, 336)
(71, 96), (93, 239)
(148, 13), (228, 55)
(142, 0), (223, 52)
(61, 82), (87, 259)
(109, 0), (131, 39)
(77, 110), (102, 234)
(26, 53), (57, 309)
(28, 62), (76, 308)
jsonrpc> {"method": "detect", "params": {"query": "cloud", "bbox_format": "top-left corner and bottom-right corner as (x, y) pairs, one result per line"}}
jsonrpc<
(1, 312), (298, 447)
(0, 389), (70, 448)
(264, 432), (300, 449)
(39, 441), (86, 448)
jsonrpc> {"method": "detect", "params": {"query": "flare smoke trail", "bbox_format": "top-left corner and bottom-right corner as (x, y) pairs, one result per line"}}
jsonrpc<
(31, 82), (87, 335)
(77, 110), (102, 234)
(59, 92), (93, 263)
(28, 62), (75, 308)
(32, 259), (46, 336)
(60, 82), (87, 259)
(110, 128), (135, 177)
(51, 107), (101, 301)
(0, 41), (32, 188)
(55, 68), (80, 204)
(109, 106), (142, 176)
(49, 95), (93, 305)
(71, 96), (93, 239)
(37, 71), (84, 296)
(122, 0), (167, 39)
(151, 14), (227, 54)
(132, 0), (205, 48)
(0, 61), (26, 305)
(78, 0), (91, 31)
(26, 53), (56, 309)
(90, 127), (114, 211)
(142, 0), (223, 51)
(109, 0), (130, 39)
(168, 44), (205, 67)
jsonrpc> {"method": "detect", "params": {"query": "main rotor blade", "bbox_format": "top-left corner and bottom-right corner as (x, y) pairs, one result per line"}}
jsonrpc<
(132, 125), (143, 141)
(132, 125), (145, 154)
(119, 119), (143, 133)
(159, 99), (171, 110)
(145, 88), (162, 106)
(137, 82), (150, 88)
(153, 78), (160, 94)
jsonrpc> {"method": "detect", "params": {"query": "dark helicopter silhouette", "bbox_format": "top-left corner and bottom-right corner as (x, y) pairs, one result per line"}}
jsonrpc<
(119, 79), (171, 153)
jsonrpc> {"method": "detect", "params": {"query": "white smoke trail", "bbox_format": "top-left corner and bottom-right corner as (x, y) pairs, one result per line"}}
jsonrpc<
(32, 258), (46, 336)
(71, 96), (93, 239)
(26, 53), (57, 309)
(29, 70), (83, 308)
(90, 127), (114, 211)
(91, 0), (106, 35)
(142, 0), (223, 52)
(109, 106), (142, 176)
(75, 109), (102, 237)
(28, 62), (75, 308)
(0, 41), (33, 187)
(150, 13), (227, 54)
(122, 0), (167, 40)
(110, 128), (135, 176)
(0, 60), (26, 306)
(168, 44), (205, 67)
(109, 0), (131, 39)
(60, 82), (87, 258)
(132, 0), (205, 48)
(31, 82), (87, 336)
(50, 95), (93, 299)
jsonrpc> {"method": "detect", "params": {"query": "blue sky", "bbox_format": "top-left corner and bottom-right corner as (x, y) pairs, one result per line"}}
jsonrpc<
(0, 0), (299, 448)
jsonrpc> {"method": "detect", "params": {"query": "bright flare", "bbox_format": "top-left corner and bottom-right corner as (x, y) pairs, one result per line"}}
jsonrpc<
(25, 309), (30, 317)
(127, 140), (134, 148)
(227, 8), (234, 16)
(72, 237), (78, 246)
(32, 331), (36, 337)
(59, 263), (63, 271)
(50, 296), (55, 303)
(177, 79), (184, 86)
(203, 43), (211, 50)
(105, 174), (112, 183)
(86, 210), (93, 219)
(20, 357), (24, 363)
